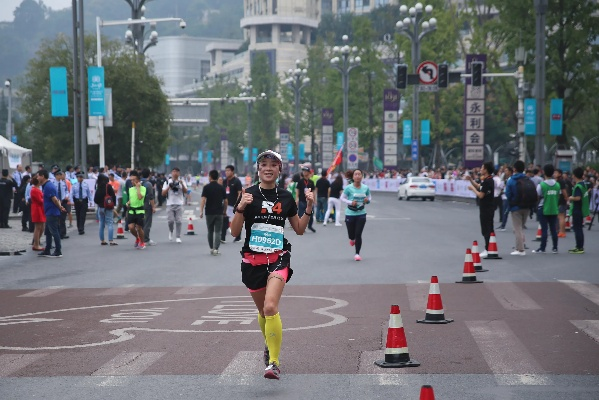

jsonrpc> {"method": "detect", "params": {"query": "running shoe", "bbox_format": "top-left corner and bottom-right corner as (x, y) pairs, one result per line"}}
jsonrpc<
(176, 238), (182, 243)
(349, 240), (355, 247)
(568, 248), (584, 254)
(552, 248), (558, 254)
(169, 231), (173, 241)
(532, 249), (545, 254)
(335, 223), (343, 227)
(134, 238), (140, 248)
(479, 251), (488, 258)
(354, 254), (362, 261)
(510, 250), (526, 256)
(138, 243), (146, 250)
(322, 223), (327, 227)
(263, 346), (270, 367)
(264, 363), (280, 380)
(558, 232), (566, 238)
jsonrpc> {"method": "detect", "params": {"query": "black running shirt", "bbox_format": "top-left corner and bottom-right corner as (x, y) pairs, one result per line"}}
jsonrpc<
(235, 185), (298, 254)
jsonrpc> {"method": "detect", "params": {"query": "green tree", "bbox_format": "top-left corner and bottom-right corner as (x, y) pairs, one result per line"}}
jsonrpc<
(249, 52), (281, 151)
(19, 34), (170, 167)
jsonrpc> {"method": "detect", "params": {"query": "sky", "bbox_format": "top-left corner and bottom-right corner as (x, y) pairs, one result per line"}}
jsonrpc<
(1, 0), (72, 22)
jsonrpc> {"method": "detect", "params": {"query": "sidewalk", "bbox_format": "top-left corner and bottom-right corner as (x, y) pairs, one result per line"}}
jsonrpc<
(0, 225), (29, 256)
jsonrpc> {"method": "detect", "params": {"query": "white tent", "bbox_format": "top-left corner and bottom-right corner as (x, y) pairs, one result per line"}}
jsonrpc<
(0, 135), (33, 173)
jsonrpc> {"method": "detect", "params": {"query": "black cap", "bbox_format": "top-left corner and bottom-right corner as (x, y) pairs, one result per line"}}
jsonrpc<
(301, 166), (310, 171)
(54, 170), (63, 176)
(51, 164), (59, 170)
(76, 172), (85, 177)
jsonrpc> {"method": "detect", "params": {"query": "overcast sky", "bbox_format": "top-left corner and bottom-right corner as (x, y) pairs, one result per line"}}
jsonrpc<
(1, 0), (72, 22)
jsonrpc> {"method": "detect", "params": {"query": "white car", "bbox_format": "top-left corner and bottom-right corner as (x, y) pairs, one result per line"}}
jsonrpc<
(397, 177), (436, 201)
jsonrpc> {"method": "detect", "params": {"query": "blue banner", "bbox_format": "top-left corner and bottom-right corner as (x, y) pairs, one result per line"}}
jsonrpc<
(403, 120), (412, 145)
(252, 147), (258, 163)
(550, 98), (563, 136)
(299, 144), (305, 160)
(411, 139), (418, 161)
(421, 120), (430, 146)
(50, 67), (69, 117)
(88, 66), (105, 116)
(165, 154), (170, 166)
(207, 150), (213, 163)
(524, 98), (536, 136)
(198, 150), (203, 163)
(287, 143), (293, 161)
(336, 132), (344, 151)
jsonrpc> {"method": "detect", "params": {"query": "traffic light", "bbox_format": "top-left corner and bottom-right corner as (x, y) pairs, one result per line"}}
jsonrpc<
(438, 64), (448, 88)
(396, 64), (408, 89)
(471, 62), (483, 87)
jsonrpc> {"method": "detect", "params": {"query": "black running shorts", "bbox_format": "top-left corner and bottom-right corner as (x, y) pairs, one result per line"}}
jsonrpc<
(241, 252), (293, 291)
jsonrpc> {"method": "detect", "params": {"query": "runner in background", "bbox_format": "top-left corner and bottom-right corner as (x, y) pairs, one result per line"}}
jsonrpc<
(323, 173), (343, 227)
(340, 169), (371, 261)
(230, 150), (314, 380)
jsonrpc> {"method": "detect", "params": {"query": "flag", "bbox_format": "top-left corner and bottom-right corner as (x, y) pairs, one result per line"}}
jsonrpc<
(327, 148), (343, 176)
(373, 156), (384, 171)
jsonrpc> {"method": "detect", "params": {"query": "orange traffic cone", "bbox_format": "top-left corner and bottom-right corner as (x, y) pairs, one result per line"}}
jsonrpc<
(116, 219), (125, 239)
(456, 248), (483, 284)
(420, 385), (435, 400)
(417, 276), (453, 324)
(565, 212), (571, 232)
(186, 218), (195, 235)
(374, 305), (420, 368)
(535, 223), (542, 241)
(471, 240), (488, 272)
(484, 232), (502, 259)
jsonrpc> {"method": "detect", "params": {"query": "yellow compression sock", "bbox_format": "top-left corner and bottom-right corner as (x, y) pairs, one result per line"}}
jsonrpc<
(265, 313), (283, 365)
(258, 313), (267, 344)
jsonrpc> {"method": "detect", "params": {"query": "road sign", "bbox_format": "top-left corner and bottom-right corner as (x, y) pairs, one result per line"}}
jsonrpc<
(347, 128), (359, 169)
(417, 61), (438, 85)
(411, 139), (418, 160)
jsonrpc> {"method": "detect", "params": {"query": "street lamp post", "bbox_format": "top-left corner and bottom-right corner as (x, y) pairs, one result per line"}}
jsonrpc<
(4, 79), (11, 141)
(95, 16), (185, 167)
(395, 3), (437, 173)
(239, 79), (266, 174)
(534, 0), (547, 165)
(285, 61), (310, 172)
(330, 36), (360, 171)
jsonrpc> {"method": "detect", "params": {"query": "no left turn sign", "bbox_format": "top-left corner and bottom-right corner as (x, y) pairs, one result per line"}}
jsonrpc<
(417, 61), (438, 85)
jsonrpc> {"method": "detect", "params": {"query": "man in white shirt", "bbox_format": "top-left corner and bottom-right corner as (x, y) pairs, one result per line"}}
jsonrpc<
(493, 169), (504, 226)
(162, 167), (187, 243)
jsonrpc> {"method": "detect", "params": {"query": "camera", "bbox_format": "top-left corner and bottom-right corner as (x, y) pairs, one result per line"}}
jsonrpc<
(169, 180), (180, 192)
(179, 20), (186, 29)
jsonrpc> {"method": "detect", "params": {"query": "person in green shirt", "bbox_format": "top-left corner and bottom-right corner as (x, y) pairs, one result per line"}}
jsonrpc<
(568, 167), (590, 254)
(533, 164), (560, 254)
(126, 171), (147, 249)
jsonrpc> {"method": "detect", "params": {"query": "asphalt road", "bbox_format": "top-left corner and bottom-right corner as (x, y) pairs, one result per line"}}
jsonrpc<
(0, 191), (598, 400)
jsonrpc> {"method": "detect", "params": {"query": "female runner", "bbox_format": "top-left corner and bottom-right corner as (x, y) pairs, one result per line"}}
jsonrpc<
(340, 169), (371, 261)
(230, 150), (314, 380)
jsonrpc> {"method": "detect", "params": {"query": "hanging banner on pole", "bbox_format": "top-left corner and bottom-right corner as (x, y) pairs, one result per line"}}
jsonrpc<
(402, 120), (412, 145)
(321, 109), (334, 167)
(421, 120), (430, 146)
(280, 124), (290, 170)
(549, 98), (563, 136)
(463, 54), (486, 169)
(347, 127), (359, 169)
(87, 66), (105, 116)
(524, 98), (536, 136)
(49, 67), (69, 117)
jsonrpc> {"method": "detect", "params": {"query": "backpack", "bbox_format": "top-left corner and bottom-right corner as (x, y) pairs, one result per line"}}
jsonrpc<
(103, 184), (115, 210)
(513, 177), (538, 209)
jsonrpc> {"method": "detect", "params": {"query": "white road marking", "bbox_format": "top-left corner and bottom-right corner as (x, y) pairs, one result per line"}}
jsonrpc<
(96, 285), (138, 296)
(571, 320), (599, 344)
(18, 286), (65, 297)
(0, 317), (62, 326)
(91, 352), (165, 376)
(486, 282), (542, 310)
(406, 283), (429, 312)
(366, 216), (411, 220)
(218, 351), (263, 385)
(0, 353), (47, 376)
(466, 320), (551, 385)
(0, 296), (348, 351)
(174, 287), (210, 295)
(559, 280), (599, 307)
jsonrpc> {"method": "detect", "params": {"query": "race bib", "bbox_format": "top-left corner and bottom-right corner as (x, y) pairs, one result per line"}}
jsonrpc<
(249, 223), (284, 253)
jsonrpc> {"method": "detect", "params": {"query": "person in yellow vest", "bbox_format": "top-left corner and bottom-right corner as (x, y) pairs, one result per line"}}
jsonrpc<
(126, 170), (147, 250)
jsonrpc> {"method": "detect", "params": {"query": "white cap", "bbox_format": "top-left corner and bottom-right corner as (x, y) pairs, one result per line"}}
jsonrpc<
(256, 150), (282, 164)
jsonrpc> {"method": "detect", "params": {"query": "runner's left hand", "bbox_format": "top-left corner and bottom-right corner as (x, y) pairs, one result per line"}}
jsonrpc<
(305, 189), (314, 206)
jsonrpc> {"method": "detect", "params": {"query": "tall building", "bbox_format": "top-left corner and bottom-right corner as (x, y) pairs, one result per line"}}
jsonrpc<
(330, 0), (397, 14)
(207, 0), (320, 81)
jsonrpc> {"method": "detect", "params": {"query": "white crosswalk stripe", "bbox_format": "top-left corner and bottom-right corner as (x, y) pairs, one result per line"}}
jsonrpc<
(0, 353), (47, 376)
(18, 286), (65, 297)
(486, 282), (542, 310)
(91, 352), (165, 376)
(560, 280), (599, 307)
